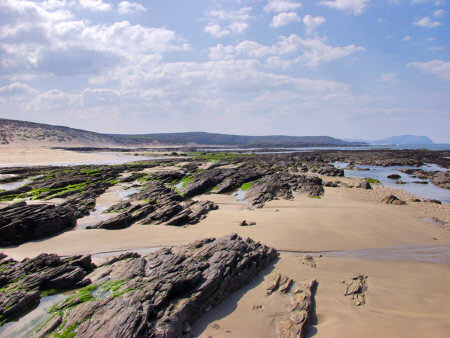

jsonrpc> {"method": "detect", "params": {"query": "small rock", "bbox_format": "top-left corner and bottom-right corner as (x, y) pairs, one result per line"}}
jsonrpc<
(358, 181), (372, 189)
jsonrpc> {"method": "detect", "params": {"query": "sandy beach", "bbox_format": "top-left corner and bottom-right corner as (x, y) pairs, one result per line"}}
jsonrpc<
(1, 152), (449, 337)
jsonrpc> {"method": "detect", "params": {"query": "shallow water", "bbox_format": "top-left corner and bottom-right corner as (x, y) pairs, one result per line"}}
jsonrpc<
(0, 293), (67, 338)
(325, 245), (450, 264)
(0, 152), (167, 168)
(0, 178), (32, 191)
(284, 245), (450, 264)
(75, 185), (141, 230)
(333, 162), (449, 203)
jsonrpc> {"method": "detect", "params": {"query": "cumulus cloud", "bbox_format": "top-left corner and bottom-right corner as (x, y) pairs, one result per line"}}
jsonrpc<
(0, 82), (37, 97)
(207, 7), (253, 21)
(0, 1), (188, 79)
(319, 0), (370, 15)
(204, 24), (230, 38)
(209, 35), (364, 68)
(270, 12), (301, 28)
(78, 0), (112, 12)
(413, 16), (442, 27)
(408, 60), (450, 80)
(204, 7), (252, 37)
(118, 1), (146, 15)
(303, 15), (326, 35)
(263, 0), (302, 13)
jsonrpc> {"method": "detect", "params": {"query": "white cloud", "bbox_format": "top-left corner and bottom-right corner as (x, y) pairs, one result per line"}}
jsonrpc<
(294, 37), (365, 67)
(0, 82), (37, 97)
(319, 0), (370, 15)
(205, 7), (252, 37)
(118, 1), (146, 15)
(229, 22), (249, 34)
(207, 7), (253, 21)
(270, 12), (301, 27)
(408, 60), (450, 80)
(413, 16), (442, 27)
(204, 24), (230, 38)
(0, 1), (188, 79)
(379, 72), (397, 83)
(303, 15), (326, 35)
(78, 0), (112, 12)
(209, 35), (364, 68)
(403, 36), (411, 41)
(433, 9), (444, 17)
(263, 0), (302, 13)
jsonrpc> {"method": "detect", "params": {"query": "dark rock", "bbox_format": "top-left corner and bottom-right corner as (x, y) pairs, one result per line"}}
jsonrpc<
(427, 199), (442, 205)
(387, 174), (401, 179)
(0, 253), (94, 325)
(358, 181), (372, 189)
(381, 195), (406, 205)
(243, 173), (323, 208)
(317, 165), (344, 177)
(35, 234), (277, 338)
(0, 202), (77, 246)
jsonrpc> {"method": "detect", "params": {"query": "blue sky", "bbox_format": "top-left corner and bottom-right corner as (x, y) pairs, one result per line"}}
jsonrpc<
(0, 0), (449, 142)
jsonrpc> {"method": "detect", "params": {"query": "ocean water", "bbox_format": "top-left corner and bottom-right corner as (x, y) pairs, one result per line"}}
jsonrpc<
(333, 162), (449, 203)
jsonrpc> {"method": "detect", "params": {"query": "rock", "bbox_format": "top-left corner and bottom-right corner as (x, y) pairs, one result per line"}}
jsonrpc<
(91, 181), (218, 229)
(243, 173), (323, 208)
(273, 278), (317, 338)
(317, 166), (344, 177)
(35, 234), (277, 338)
(324, 181), (339, 187)
(344, 274), (367, 306)
(0, 253), (94, 325)
(387, 174), (401, 179)
(431, 171), (450, 189)
(0, 202), (77, 246)
(381, 195), (406, 205)
(426, 199), (442, 205)
(358, 181), (372, 189)
(302, 255), (317, 268)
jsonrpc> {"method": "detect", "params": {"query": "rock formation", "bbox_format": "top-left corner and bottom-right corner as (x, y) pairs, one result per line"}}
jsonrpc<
(30, 234), (277, 337)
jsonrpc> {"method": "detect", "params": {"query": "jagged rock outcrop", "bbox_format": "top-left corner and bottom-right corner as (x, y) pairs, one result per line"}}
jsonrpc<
(243, 173), (323, 208)
(179, 167), (265, 198)
(0, 202), (77, 246)
(400, 169), (449, 189)
(34, 234), (278, 337)
(381, 195), (406, 205)
(91, 181), (218, 229)
(317, 165), (344, 177)
(0, 253), (94, 325)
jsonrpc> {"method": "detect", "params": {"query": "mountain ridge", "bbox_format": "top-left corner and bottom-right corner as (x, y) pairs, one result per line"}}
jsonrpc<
(0, 118), (364, 147)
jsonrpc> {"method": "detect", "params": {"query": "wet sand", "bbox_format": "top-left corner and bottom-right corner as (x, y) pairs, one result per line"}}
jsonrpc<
(1, 152), (450, 336)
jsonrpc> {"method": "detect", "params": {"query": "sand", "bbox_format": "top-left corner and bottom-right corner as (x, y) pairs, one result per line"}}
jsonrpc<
(0, 146), (114, 166)
(1, 150), (450, 336)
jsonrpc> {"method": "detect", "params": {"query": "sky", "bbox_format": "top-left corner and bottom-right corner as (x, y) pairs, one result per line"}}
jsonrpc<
(0, 0), (449, 142)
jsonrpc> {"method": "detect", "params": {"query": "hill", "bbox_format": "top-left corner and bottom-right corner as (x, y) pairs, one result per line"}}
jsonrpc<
(110, 132), (360, 147)
(0, 118), (119, 146)
(0, 118), (362, 147)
